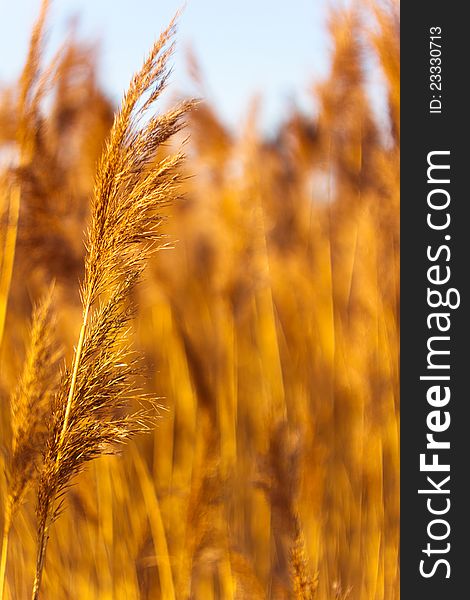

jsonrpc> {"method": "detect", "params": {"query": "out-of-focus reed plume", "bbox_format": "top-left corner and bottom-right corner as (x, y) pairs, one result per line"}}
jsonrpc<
(0, 288), (60, 600)
(368, 0), (400, 143)
(257, 422), (316, 599)
(0, 0), (49, 351)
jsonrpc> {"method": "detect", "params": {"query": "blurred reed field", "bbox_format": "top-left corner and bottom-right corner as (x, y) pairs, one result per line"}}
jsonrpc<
(0, 1), (399, 599)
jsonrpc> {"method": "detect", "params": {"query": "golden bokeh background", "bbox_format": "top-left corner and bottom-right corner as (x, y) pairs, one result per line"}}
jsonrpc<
(0, 2), (399, 598)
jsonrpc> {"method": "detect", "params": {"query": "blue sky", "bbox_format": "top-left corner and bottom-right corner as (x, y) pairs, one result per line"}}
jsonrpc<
(0, 0), (332, 132)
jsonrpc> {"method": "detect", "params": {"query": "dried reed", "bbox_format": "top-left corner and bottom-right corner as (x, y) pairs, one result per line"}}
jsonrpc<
(0, 288), (59, 600)
(0, 0), (49, 351)
(30, 15), (193, 599)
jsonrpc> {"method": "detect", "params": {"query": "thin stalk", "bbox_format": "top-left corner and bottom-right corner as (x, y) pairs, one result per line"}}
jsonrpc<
(31, 297), (91, 599)
(31, 505), (51, 600)
(0, 508), (12, 600)
(0, 183), (21, 351)
(0, 182), (21, 596)
(133, 447), (176, 600)
(59, 299), (91, 445)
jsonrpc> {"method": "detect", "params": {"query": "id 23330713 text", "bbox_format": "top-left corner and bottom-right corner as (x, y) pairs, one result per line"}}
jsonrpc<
(429, 26), (443, 114)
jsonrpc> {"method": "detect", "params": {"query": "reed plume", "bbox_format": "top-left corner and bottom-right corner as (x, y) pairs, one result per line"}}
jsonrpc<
(256, 422), (317, 599)
(0, 0), (49, 351)
(1, 7), (51, 594)
(290, 521), (317, 600)
(0, 288), (60, 600)
(31, 15), (194, 599)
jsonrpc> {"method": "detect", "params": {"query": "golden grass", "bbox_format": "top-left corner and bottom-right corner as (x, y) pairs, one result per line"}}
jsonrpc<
(0, 1), (399, 598)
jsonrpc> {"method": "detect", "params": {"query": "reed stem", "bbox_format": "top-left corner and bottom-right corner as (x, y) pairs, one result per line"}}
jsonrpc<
(0, 183), (21, 352)
(32, 299), (91, 599)
(31, 511), (49, 600)
(0, 508), (12, 600)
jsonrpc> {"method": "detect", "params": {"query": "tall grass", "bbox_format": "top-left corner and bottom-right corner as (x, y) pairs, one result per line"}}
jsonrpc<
(0, 1), (399, 598)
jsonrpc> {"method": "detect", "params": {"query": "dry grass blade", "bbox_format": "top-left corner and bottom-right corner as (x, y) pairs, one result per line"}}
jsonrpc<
(0, 286), (60, 600)
(31, 14), (194, 600)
